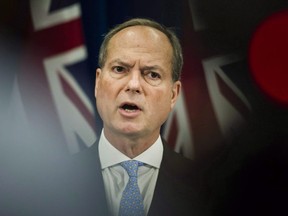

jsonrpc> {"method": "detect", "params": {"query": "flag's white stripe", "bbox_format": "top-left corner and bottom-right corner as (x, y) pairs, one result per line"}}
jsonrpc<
(203, 54), (252, 140)
(163, 90), (194, 159)
(30, 0), (81, 31)
(44, 45), (96, 153)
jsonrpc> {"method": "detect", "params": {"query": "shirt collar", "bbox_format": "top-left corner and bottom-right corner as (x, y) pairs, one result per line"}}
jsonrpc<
(98, 129), (163, 169)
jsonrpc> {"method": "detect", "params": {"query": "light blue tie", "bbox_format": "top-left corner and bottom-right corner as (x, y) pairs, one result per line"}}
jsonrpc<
(119, 160), (145, 216)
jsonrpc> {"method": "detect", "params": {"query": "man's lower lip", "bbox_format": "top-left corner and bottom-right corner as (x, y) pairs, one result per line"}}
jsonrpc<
(119, 108), (141, 116)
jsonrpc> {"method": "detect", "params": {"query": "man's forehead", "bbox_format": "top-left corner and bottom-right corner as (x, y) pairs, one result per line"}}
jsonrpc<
(106, 26), (172, 60)
(109, 25), (169, 46)
(104, 25), (173, 73)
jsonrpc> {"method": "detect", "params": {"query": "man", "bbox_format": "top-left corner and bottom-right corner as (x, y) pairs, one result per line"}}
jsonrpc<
(6, 18), (203, 216)
(82, 18), (203, 216)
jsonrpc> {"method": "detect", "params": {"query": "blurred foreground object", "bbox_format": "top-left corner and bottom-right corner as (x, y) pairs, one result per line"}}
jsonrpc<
(249, 9), (288, 107)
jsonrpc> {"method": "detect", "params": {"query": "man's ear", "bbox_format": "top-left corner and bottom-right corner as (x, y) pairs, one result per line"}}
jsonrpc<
(95, 68), (102, 97)
(170, 81), (181, 109)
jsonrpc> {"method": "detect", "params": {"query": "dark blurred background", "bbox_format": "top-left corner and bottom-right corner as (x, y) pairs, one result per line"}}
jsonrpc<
(0, 0), (288, 215)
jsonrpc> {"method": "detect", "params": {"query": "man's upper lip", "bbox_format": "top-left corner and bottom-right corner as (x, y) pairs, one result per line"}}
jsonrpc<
(119, 101), (142, 110)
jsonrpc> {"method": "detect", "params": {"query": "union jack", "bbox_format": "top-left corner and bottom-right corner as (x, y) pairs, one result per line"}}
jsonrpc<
(12, 0), (98, 154)
(163, 0), (251, 160)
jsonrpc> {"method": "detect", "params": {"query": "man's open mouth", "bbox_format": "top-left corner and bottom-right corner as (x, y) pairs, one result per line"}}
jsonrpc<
(120, 103), (141, 112)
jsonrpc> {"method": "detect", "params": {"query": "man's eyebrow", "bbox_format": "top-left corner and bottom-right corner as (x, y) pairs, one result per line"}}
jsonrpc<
(108, 59), (164, 72)
(108, 59), (132, 68)
(142, 65), (162, 71)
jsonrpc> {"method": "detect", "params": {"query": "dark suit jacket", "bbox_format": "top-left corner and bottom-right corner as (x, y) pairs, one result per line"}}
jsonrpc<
(69, 139), (204, 216)
(2, 139), (205, 216)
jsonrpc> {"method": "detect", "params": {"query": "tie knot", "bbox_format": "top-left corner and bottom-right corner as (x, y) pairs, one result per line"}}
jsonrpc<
(120, 160), (143, 177)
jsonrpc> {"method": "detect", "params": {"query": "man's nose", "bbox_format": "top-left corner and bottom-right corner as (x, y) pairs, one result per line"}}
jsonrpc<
(125, 70), (142, 93)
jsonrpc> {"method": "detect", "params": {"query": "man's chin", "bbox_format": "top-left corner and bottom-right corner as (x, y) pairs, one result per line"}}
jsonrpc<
(120, 128), (142, 136)
(115, 125), (146, 137)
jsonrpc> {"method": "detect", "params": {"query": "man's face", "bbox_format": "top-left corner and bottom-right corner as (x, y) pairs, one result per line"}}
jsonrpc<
(95, 26), (181, 142)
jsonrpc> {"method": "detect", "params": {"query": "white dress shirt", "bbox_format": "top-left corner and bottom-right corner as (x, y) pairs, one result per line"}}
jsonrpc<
(98, 130), (163, 216)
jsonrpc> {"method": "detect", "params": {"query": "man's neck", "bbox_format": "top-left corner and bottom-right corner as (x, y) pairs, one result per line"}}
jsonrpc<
(103, 129), (159, 159)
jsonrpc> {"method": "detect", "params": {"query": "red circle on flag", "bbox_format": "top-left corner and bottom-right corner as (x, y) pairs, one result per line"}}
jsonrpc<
(249, 10), (288, 106)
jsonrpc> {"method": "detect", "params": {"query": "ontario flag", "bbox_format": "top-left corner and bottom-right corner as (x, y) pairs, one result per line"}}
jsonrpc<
(10, 0), (98, 156)
(162, 0), (252, 161)
(9, 0), (253, 162)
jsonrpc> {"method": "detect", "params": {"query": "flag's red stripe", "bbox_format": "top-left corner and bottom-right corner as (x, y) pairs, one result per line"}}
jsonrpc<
(167, 113), (178, 149)
(215, 71), (250, 120)
(28, 18), (84, 58)
(179, 1), (224, 160)
(59, 73), (97, 132)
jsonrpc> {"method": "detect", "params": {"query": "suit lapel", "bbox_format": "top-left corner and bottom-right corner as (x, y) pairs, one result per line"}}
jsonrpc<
(148, 141), (201, 216)
(72, 142), (110, 215)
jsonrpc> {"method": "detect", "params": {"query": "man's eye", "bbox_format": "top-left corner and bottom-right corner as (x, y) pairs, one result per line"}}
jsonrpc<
(147, 71), (161, 79)
(143, 71), (162, 86)
(109, 66), (128, 79)
(113, 66), (125, 73)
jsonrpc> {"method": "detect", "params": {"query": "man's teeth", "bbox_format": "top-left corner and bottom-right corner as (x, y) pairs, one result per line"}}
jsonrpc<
(124, 108), (137, 112)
